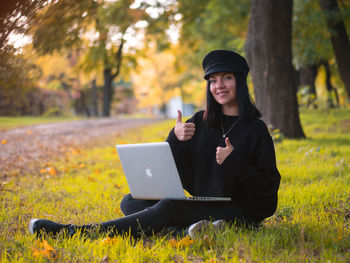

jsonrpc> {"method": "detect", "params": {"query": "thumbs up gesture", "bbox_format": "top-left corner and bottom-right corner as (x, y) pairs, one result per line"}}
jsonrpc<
(216, 137), (234, 165)
(174, 110), (196, 141)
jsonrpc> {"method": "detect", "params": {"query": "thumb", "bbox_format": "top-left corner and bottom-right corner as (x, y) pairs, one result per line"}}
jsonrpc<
(225, 137), (232, 148)
(176, 110), (183, 123)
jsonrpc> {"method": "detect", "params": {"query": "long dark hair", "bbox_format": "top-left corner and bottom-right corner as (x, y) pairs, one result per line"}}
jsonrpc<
(204, 72), (261, 128)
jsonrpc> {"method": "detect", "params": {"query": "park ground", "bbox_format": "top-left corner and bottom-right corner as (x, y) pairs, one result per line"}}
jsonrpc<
(0, 108), (350, 262)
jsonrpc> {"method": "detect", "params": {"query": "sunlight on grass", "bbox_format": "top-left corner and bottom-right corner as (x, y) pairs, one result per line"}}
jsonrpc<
(0, 116), (81, 131)
(1, 109), (349, 262)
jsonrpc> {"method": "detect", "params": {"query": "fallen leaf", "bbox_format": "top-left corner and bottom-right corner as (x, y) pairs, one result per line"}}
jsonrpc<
(169, 238), (178, 248)
(32, 240), (57, 259)
(26, 130), (32, 135)
(42, 240), (54, 251)
(170, 236), (194, 248)
(178, 236), (194, 247)
(101, 237), (118, 245)
(48, 167), (57, 176)
(1, 139), (8, 145)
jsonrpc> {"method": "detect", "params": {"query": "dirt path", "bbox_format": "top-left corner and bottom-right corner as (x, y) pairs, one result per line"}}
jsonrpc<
(0, 118), (162, 179)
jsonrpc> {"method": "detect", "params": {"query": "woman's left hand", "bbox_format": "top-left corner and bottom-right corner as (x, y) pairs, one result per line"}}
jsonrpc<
(216, 137), (234, 165)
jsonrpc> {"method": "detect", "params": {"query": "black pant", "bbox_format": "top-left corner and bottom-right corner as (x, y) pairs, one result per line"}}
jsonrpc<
(82, 194), (254, 238)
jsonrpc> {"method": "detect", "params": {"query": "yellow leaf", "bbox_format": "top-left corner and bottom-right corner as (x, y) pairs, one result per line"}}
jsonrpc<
(48, 167), (57, 176)
(101, 237), (118, 245)
(169, 236), (194, 248)
(178, 236), (194, 247)
(87, 176), (96, 182)
(42, 240), (54, 251)
(1, 139), (8, 144)
(169, 238), (178, 248)
(40, 169), (47, 174)
(78, 163), (86, 168)
(26, 130), (32, 135)
(32, 240), (57, 259)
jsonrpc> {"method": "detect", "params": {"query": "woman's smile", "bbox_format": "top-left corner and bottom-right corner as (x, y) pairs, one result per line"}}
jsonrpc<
(216, 90), (229, 97)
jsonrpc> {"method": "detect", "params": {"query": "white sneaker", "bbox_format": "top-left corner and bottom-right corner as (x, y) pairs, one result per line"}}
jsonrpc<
(188, 219), (227, 238)
(212, 219), (226, 230)
(188, 220), (211, 238)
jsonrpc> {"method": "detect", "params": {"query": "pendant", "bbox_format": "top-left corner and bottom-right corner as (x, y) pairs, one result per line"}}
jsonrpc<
(223, 135), (226, 138)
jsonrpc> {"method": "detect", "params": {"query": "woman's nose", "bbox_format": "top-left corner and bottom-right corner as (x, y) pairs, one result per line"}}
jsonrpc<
(215, 78), (224, 88)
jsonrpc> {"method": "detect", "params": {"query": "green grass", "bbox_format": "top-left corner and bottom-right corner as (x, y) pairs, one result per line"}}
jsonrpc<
(1, 108), (350, 262)
(0, 116), (81, 131)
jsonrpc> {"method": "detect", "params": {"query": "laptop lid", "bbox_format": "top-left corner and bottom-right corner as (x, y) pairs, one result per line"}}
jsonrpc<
(116, 142), (186, 200)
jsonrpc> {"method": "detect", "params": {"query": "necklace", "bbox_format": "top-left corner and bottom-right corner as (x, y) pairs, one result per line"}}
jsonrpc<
(220, 118), (239, 138)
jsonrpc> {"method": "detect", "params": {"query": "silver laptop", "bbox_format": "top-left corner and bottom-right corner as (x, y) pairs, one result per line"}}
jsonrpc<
(116, 142), (231, 201)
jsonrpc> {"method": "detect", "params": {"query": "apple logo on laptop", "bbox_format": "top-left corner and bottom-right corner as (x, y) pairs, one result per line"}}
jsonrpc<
(145, 167), (153, 178)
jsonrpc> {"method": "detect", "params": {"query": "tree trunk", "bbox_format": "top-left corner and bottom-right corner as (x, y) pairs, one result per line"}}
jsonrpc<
(299, 64), (319, 108)
(319, 0), (350, 99)
(321, 60), (337, 107)
(91, 78), (99, 116)
(103, 68), (112, 117)
(245, 0), (305, 138)
(299, 64), (318, 95)
(101, 40), (124, 117)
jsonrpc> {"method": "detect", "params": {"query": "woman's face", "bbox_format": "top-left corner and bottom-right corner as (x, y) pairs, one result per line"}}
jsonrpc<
(209, 72), (237, 108)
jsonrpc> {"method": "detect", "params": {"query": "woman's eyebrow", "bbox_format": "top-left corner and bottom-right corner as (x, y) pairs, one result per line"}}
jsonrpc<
(210, 73), (225, 79)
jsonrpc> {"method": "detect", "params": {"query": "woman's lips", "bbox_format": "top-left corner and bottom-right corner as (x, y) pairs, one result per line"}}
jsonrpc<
(216, 91), (228, 97)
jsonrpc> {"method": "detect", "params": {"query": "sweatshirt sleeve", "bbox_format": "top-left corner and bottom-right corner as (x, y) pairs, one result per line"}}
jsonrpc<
(222, 120), (281, 218)
(165, 116), (196, 194)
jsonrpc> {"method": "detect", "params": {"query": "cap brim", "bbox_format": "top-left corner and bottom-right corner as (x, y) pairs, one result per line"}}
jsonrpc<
(203, 65), (242, 80)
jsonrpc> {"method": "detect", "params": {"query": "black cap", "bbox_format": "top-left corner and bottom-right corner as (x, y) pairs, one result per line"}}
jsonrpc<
(202, 50), (249, 80)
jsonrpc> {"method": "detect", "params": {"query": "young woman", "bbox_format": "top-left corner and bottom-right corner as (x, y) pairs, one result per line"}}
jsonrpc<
(29, 50), (281, 238)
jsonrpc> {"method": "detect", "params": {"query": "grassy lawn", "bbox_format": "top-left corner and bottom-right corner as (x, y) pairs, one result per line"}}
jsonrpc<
(0, 116), (81, 131)
(1, 108), (350, 262)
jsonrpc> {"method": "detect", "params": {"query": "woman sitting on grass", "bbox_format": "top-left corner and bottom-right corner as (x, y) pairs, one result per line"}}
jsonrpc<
(29, 50), (281, 238)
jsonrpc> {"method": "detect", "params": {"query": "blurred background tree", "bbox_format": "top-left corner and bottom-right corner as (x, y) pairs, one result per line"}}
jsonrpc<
(319, 0), (350, 100)
(246, 0), (305, 138)
(0, 0), (349, 137)
(29, 0), (150, 116)
(293, 0), (350, 108)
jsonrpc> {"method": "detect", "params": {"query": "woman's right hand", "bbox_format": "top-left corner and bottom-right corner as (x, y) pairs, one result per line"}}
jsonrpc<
(174, 110), (196, 141)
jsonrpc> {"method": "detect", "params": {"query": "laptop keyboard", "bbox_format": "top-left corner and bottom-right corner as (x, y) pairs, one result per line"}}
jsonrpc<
(189, 196), (218, 200)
